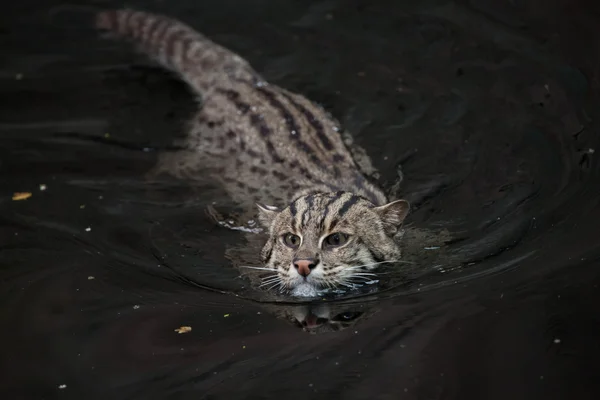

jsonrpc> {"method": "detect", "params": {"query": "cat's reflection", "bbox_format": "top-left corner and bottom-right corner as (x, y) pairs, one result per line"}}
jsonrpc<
(267, 302), (378, 334)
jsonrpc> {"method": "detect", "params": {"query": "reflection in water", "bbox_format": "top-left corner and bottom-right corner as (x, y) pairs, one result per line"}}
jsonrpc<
(1, 0), (600, 398)
(266, 301), (379, 334)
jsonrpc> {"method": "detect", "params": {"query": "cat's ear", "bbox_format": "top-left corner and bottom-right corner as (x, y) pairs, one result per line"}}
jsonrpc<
(256, 203), (281, 228)
(373, 199), (410, 236)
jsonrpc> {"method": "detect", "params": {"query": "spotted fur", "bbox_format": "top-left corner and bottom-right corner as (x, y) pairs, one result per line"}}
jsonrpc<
(95, 9), (410, 295)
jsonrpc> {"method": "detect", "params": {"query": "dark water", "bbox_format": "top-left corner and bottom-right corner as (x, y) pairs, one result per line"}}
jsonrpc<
(2, 0), (600, 398)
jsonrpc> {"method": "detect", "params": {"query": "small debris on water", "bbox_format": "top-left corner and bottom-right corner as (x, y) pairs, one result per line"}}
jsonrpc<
(223, 314), (230, 318)
(424, 246), (440, 250)
(104, 133), (110, 138)
(80, 204), (86, 209)
(133, 305), (140, 310)
(554, 338), (561, 344)
(85, 227), (91, 232)
(39, 184), (47, 191)
(87, 276), (95, 280)
(588, 148), (595, 154)
(58, 384), (67, 389)
(12, 192), (32, 201)
(15, 73), (23, 80)
(174, 326), (192, 334)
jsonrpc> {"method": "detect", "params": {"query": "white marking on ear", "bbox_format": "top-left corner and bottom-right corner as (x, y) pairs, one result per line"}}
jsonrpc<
(373, 199), (410, 236)
(256, 203), (280, 228)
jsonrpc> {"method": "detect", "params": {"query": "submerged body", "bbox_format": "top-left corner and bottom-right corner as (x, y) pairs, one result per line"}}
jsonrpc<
(96, 9), (410, 295)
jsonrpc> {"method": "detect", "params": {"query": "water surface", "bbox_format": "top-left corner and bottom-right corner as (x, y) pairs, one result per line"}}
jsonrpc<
(1, 0), (600, 399)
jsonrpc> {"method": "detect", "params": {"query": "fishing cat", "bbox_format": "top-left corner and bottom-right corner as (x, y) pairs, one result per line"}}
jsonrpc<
(96, 9), (410, 297)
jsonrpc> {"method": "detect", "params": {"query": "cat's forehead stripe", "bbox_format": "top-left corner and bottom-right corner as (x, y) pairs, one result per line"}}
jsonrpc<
(320, 192), (345, 222)
(301, 194), (315, 226)
(337, 194), (361, 218)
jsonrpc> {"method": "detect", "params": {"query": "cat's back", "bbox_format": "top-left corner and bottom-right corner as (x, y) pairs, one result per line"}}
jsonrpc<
(97, 9), (385, 205)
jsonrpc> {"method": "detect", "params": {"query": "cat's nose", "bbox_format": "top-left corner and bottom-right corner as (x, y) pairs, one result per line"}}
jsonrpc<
(293, 258), (318, 277)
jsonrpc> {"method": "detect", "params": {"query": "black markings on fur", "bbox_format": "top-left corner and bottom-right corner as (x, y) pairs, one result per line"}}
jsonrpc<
(301, 194), (315, 226)
(368, 248), (385, 264)
(165, 28), (184, 62)
(142, 16), (160, 50)
(217, 88), (250, 114)
(218, 87), (285, 165)
(250, 165), (267, 175)
(272, 170), (287, 181)
(332, 153), (345, 162)
(328, 218), (339, 231)
(249, 114), (270, 137)
(150, 19), (170, 58)
(254, 86), (326, 169)
(353, 173), (379, 204)
(248, 114), (285, 164)
(289, 198), (300, 232)
(254, 87), (300, 135)
(246, 148), (262, 159)
(207, 120), (223, 128)
(263, 243), (274, 264)
(298, 166), (314, 181)
(320, 192), (344, 231)
(280, 92), (334, 151)
(289, 199), (298, 218)
(338, 195), (360, 218)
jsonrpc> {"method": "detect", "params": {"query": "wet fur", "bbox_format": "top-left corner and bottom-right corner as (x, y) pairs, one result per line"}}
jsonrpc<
(95, 9), (410, 295)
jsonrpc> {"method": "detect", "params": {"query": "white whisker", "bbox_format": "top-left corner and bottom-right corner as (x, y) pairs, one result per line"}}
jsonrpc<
(263, 280), (283, 291)
(239, 266), (277, 272)
(259, 274), (280, 284)
(260, 278), (280, 285)
(348, 275), (376, 281)
(333, 278), (354, 288)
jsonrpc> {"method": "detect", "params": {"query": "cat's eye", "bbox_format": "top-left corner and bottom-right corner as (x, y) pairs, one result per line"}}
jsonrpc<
(282, 233), (301, 248)
(323, 232), (349, 248)
(333, 312), (363, 322)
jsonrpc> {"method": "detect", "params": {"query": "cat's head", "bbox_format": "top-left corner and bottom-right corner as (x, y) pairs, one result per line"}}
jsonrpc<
(257, 192), (409, 296)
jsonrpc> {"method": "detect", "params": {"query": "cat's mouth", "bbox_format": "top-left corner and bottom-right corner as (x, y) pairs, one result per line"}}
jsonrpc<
(285, 272), (380, 298)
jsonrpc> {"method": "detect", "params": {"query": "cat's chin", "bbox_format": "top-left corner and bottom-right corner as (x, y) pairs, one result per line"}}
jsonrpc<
(290, 283), (320, 298)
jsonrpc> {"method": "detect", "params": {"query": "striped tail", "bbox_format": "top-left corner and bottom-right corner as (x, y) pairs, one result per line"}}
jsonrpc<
(95, 9), (258, 94)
